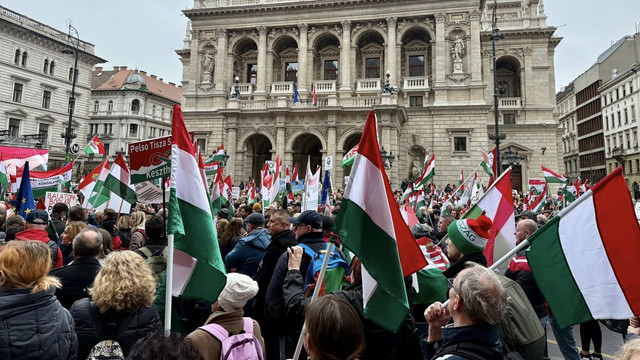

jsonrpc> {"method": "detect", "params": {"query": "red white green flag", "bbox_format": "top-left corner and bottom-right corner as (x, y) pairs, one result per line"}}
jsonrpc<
(480, 146), (495, 177)
(341, 144), (359, 168)
(16, 162), (74, 199)
(204, 161), (218, 176)
(211, 145), (225, 162)
(528, 183), (547, 213)
(527, 167), (640, 327)
(334, 110), (427, 332)
(542, 165), (567, 184)
(102, 153), (137, 205)
(84, 136), (106, 155)
(0, 156), (9, 197)
(168, 104), (226, 303)
(414, 154), (435, 188)
(269, 156), (282, 204)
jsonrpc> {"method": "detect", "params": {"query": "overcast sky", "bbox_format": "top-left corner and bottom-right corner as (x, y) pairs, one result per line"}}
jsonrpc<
(5, 0), (639, 91)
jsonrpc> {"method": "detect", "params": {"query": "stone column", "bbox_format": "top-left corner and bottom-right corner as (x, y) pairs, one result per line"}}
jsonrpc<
(189, 30), (200, 93)
(297, 24), (309, 95)
(523, 47), (533, 107)
(469, 11), (482, 85)
(214, 29), (228, 93)
(386, 17), (397, 87)
(255, 26), (268, 99)
(226, 116), (238, 176)
(434, 13), (446, 86)
(339, 20), (352, 96)
(327, 113), (337, 167)
(276, 115), (286, 160)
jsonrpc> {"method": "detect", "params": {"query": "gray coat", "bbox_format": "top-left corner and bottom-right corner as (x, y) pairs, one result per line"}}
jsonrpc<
(0, 287), (78, 359)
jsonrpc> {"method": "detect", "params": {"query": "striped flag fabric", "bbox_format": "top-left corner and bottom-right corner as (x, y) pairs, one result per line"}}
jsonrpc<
(211, 145), (226, 162)
(0, 156), (10, 197)
(292, 162), (299, 182)
(261, 163), (271, 209)
(103, 153), (137, 206)
(269, 156), (282, 204)
(528, 183), (547, 213)
(204, 161), (218, 176)
(480, 146), (495, 177)
(84, 136), (106, 155)
(168, 104), (226, 303)
(414, 154), (435, 188)
(462, 168), (516, 271)
(412, 237), (449, 306)
(82, 160), (109, 208)
(341, 144), (359, 168)
(527, 167), (640, 327)
(542, 166), (567, 184)
(16, 162), (74, 199)
(334, 110), (427, 332)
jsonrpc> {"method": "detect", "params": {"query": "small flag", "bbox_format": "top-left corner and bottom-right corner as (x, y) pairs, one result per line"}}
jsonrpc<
(414, 154), (435, 188)
(542, 166), (567, 184)
(211, 145), (226, 162)
(84, 136), (106, 155)
(312, 83), (317, 106)
(341, 144), (359, 168)
(0, 156), (10, 197)
(293, 85), (299, 104)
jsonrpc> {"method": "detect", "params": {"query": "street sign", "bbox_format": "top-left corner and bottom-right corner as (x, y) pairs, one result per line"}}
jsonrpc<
(128, 133), (194, 184)
(70, 143), (80, 154)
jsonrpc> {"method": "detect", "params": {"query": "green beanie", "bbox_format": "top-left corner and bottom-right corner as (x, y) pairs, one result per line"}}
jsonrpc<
(447, 213), (492, 255)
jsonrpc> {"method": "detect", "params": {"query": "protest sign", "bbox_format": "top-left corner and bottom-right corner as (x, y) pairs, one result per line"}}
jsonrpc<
(232, 186), (240, 199)
(44, 192), (78, 213)
(128, 133), (193, 184)
(324, 156), (333, 170)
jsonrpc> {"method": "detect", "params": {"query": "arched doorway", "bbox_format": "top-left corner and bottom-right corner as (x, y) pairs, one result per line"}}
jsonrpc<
(292, 133), (323, 176)
(342, 132), (362, 177)
(495, 56), (522, 98)
(244, 133), (273, 182)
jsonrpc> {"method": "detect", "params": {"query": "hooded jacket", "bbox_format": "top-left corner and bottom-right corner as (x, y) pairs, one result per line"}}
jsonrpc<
(0, 287), (77, 359)
(15, 228), (63, 268)
(225, 227), (270, 277)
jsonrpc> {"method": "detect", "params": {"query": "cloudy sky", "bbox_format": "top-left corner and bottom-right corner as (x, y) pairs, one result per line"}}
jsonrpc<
(5, 0), (639, 91)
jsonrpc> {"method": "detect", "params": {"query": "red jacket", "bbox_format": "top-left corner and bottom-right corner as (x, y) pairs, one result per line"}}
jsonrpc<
(15, 229), (63, 268)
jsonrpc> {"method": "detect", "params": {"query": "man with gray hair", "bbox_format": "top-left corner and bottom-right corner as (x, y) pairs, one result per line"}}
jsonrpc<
(50, 228), (102, 309)
(424, 263), (508, 359)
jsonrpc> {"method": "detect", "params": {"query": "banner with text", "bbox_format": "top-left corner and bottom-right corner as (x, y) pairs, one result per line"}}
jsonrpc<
(128, 133), (193, 184)
(44, 192), (78, 214)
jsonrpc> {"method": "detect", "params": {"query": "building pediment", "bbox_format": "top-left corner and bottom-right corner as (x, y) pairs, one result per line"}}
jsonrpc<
(35, 115), (56, 124)
(5, 109), (28, 118)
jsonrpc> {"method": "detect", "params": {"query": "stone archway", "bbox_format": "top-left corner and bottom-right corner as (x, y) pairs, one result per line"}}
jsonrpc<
(243, 133), (273, 182)
(341, 132), (362, 177)
(292, 133), (324, 176)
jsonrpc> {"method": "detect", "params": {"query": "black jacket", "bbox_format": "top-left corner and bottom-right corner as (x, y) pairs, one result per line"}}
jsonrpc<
(254, 229), (297, 324)
(0, 287), (77, 359)
(443, 251), (488, 279)
(50, 257), (101, 309)
(71, 297), (162, 359)
(114, 228), (132, 248)
(51, 213), (66, 238)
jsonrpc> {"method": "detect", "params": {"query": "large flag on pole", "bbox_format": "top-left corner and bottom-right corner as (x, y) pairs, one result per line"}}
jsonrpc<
(16, 162), (74, 199)
(462, 168), (516, 271)
(527, 167), (640, 328)
(414, 154), (435, 188)
(84, 136), (106, 155)
(102, 153), (137, 206)
(168, 104), (226, 303)
(341, 144), (359, 168)
(542, 166), (567, 184)
(16, 162), (35, 218)
(0, 156), (10, 197)
(334, 110), (427, 332)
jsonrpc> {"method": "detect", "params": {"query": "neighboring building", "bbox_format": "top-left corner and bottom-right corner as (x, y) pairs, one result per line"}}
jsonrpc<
(601, 62), (640, 199)
(556, 82), (579, 180)
(178, 0), (561, 192)
(88, 66), (181, 160)
(0, 5), (105, 167)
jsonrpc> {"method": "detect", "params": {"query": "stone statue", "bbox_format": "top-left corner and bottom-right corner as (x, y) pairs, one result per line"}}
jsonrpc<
(410, 159), (423, 182)
(451, 37), (465, 62)
(521, 0), (530, 16)
(201, 50), (214, 83)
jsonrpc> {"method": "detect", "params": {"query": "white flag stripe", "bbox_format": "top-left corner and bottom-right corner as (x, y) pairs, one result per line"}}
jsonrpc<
(172, 145), (211, 215)
(558, 194), (633, 319)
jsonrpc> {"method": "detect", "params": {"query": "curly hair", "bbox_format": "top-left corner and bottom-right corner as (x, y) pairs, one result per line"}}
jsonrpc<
(618, 338), (640, 360)
(89, 250), (156, 313)
(0, 240), (60, 293)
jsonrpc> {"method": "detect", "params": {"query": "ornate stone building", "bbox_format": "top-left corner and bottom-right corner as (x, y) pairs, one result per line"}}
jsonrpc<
(179, 0), (561, 192)
(0, 5), (104, 168)
(556, 82), (579, 181)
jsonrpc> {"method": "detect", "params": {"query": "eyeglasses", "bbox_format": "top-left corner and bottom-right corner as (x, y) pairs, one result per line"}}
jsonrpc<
(447, 278), (457, 292)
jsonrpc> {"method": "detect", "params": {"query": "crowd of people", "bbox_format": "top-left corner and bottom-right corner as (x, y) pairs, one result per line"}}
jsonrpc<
(0, 176), (640, 360)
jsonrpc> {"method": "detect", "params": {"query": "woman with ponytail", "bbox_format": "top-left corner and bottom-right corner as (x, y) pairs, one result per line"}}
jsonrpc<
(0, 240), (77, 359)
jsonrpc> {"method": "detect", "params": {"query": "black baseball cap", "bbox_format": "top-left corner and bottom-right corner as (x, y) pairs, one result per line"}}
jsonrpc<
(26, 210), (49, 224)
(290, 210), (322, 229)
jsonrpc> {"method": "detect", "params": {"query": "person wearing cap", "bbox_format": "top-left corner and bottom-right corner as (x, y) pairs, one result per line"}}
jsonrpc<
(186, 273), (265, 360)
(264, 210), (347, 359)
(442, 213), (492, 280)
(15, 209), (63, 268)
(225, 212), (270, 278)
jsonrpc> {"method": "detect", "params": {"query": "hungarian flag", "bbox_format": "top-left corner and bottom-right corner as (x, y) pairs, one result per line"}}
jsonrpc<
(527, 167), (640, 327)
(542, 166), (567, 184)
(462, 168), (516, 271)
(573, 178), (581, 199)
(414, 190), (427, 217)
(400, 186), (412, 203)
(400, 201), (419, 229)
(222, 175), (233, 205)
(292, 162), (299, 182)
(79, 159), (109, 207)
(528, 183), (547, 213)
(414, 154), (435, 188)
(480, 146), (495, 177)
(211, 145), (225, 162)
(312, 82), (317, 106)
(334, 110), (427, 332)
(261, 163), (271, 208)
(341, 144), (359, 168)
(210, 167), (223, 215)
(84, 136), (106, 155)
(269, 156), (282, 204)
(204, 161), (219, 176)
(0, 156), (10, 197)
(286, 167), (295, 202)
(412, 237), (449, 306)
(17, 162), (74, 199)
(247, 184), (256, 205)
(103, 153), (137, 206)
(168, 104), (226, 303)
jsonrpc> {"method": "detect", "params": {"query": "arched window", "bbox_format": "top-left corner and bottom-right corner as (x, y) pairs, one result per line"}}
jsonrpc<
(161, 107), (165, 119)
(131, 99), (140, 114)
(93, 101), (100, 113)
(49, 61), (55, 75)
(108, 100), (114, 112)
(69, 67), (74, 82)
(21, 51), (27, 67)
(14, 49), (20, 64)
(152, 105), (156, 117)
(43, 59), (49, 73)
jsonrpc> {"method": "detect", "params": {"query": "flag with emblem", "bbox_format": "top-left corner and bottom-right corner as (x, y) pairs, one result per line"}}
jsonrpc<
(79, 159), (109, 207)
(84, 136), (106, 155)
(16, 162), (35, 218)
(102, 153), (137, 206)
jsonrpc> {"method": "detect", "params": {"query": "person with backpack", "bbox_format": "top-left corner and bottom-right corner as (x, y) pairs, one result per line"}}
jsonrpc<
(135, 216), (167, 286)
(15, 209), (63, 268)
(225, 213), (270, 278)
(186, 273), (265, 360)
(264, 210), (347, 359)
(424, 263), (508, 360)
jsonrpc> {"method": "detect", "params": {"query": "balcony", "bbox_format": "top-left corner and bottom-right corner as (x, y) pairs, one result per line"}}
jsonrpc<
(499, 97), (523, 110)
(403, 76), (430, 91)
(202, 0), (316, 8)
(314, 80), (336, 94)
(230, 83), (254, 96)
(356, 79), (381, 93)
(270, 82), (294, 95)
(234, 96), (378, 110)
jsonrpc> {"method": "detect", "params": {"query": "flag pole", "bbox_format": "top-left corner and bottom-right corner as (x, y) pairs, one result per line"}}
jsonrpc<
(89, 181), (107, 211)
(292, 242), (336, 360)
(164, 233), (174, 333)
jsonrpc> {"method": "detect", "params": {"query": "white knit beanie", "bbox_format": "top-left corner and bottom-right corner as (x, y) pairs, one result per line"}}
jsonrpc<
(217, 273), (259, 311)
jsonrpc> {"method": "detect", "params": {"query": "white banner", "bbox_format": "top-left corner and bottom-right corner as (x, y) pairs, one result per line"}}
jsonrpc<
(44, 192), (78, 214)
(324, 156), (334, 171)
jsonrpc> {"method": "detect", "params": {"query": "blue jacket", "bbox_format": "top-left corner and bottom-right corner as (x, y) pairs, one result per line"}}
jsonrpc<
(225, 228), (270, 277)
(428, 324), (503, 360)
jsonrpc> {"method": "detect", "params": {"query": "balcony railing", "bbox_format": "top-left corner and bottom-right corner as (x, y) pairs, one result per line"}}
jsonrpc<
(499, 97), (523, 109)
(235, 96), (378, 110)
(403, 76), (430, 91)
(203, 0), (316, 8)
(271, 82), (294, 95)
(230, 83), (254, 96)
(356, 79), (381, 93)
(314, 80), (337, 94)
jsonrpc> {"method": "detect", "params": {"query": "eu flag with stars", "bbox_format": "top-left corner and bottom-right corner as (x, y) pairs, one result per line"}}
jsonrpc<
(16, 161), (35, 219)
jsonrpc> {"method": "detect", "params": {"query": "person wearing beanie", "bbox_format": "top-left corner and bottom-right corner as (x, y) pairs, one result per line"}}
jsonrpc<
(186, 273), (265, 360)
(442, 212), (492, 280)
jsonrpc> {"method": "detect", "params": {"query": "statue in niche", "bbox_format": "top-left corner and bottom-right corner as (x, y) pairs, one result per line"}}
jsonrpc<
(201, 50), (214, 83)
(451, 37), (465, 62)
(410, 159), (423, 182)
(521, 0), (530, 16)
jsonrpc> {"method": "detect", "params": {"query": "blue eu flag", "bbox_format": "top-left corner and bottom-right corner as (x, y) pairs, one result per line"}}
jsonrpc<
(16, 161), (35, 219)
(293, 86), (299, 103)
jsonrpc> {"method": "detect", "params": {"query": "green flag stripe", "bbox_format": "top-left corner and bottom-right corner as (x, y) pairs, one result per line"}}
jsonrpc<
(103, 174), (137, 204)
(526, 216), (592, 327)
(335, 197), (408, 332)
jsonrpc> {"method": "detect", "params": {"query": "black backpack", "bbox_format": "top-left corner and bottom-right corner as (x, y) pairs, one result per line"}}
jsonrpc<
(87, 302), (125, 360)
(435, 342), (504, 360)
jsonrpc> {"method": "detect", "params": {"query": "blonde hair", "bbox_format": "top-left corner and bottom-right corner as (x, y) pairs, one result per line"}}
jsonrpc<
(117, 215), (131, 230)
(0, 241), (60, 293)
(65, 221), (87, 242)
(89, 251), (156, 313)
(130, 211), (146, 233)
(618, 338), (640, 360)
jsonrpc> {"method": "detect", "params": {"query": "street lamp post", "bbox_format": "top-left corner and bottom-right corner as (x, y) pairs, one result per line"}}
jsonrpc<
(62, 20), (79, 162)
(380, 146), (395, 170)
(490, 0), (504, 174)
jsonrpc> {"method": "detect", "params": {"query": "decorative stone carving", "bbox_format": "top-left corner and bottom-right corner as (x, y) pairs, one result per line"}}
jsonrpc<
(190, 30), (200, 41)
(341, 20), (351, 32)
(523, 47), (533, 56)
(216, 29), (227, 39)
(257, 26), (267, 36)
(449, 30), (466, 75)
(285, 126), (304, 139)
(435, 13), (446, 23)
(521, 0), (530, 16)
(299, 23), (308, 32)
(469, 10), (481, 21)
(386, 17), (397, 27)
(201, 49), (214, 83)
(311, 126), (329, 139)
